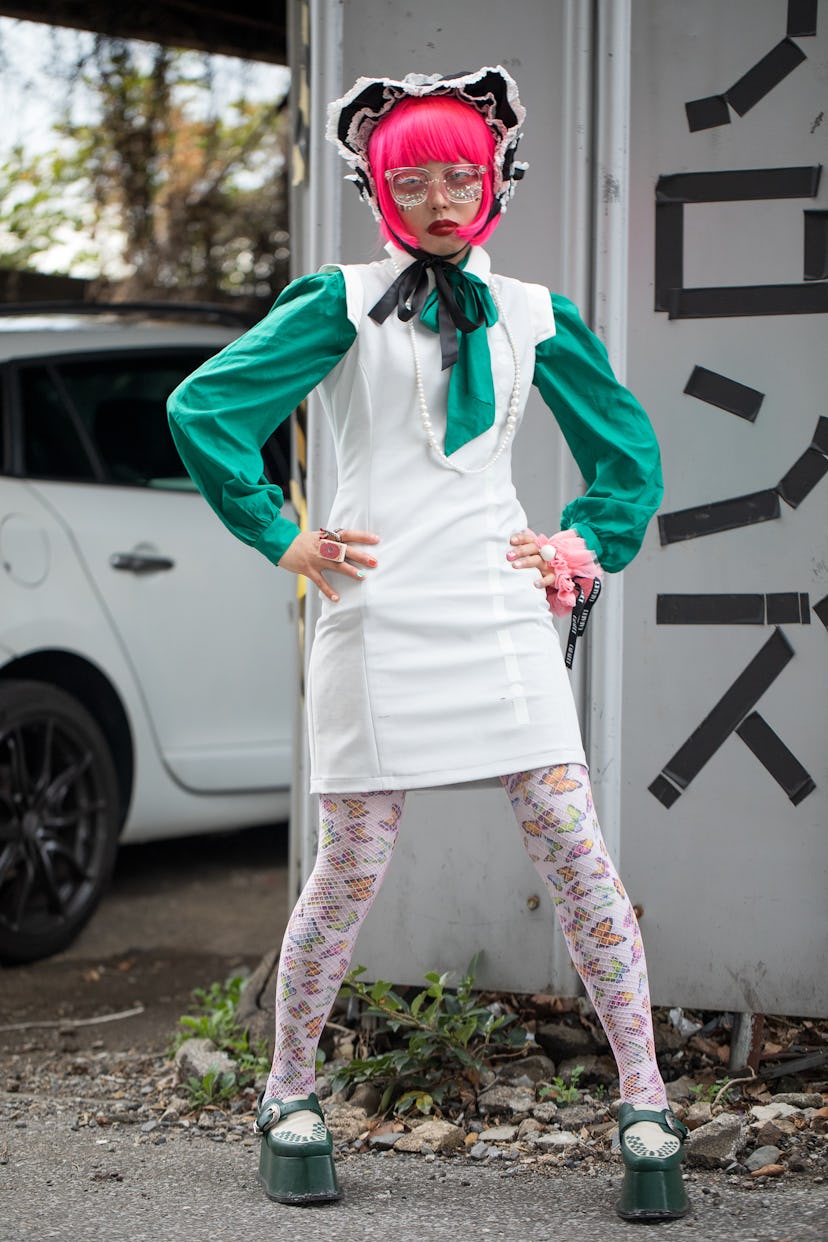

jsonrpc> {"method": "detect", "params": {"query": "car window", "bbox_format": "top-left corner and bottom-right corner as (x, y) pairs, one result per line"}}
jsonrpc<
(13, 347), (291, 493)
(56, 354), (210, 489)
(20, 366), (98, 482)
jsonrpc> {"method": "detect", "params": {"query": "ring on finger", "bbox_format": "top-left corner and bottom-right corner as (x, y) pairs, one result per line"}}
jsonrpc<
(319, 528), (347, 562)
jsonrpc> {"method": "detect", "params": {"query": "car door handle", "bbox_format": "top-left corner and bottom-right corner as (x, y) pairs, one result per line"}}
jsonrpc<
(110, 552), (175, 573)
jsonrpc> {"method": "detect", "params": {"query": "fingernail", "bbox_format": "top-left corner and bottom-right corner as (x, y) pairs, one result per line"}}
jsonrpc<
(367, 558), (378, 567)
(510, 535), (519, 544)
(506, 551), (516, 560)
(533, 579), (543, 587)
(331, 594), (339, 602)
(357, 571), (365, 579)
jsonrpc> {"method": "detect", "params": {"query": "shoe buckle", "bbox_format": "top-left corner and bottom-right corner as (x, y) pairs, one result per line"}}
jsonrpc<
(254, 1100), (282, 1134)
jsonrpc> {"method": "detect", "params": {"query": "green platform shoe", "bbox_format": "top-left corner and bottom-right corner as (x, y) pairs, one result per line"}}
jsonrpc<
(616, 1104), (691, 1222)
(255, 1092), (341, 1206)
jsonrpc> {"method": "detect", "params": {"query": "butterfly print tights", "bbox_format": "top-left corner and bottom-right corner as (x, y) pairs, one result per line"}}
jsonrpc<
(501, 765), (668, 1108)
(265, 790), (406, 1100)
(266, 766), (666, 1108)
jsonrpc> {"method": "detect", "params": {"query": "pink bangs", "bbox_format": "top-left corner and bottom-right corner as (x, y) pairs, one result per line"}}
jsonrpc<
(367, 95), (500, 248)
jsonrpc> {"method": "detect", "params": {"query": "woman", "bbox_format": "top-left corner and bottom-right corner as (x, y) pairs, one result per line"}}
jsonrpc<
(168, 66), (689, 1222)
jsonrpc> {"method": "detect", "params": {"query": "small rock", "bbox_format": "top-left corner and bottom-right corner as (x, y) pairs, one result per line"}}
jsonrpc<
(750, 1103), (799, 1124)
(532, 1130), (580, 1149)
(531, 1101), (559, 1124)
(665, 1075), (696, 1102)
(368, 1131), (400, 1150)
(685, 1114), (746, 1170)
(770, 1093), (824, 1109)
(478, 1085), (536, 1117)
(685, 1101), (713, 1130)
(517, 1117), (543, 1139)
(551, 1104), (603, 1127)
(173, 1039), (236, 1082)
(745, 1145), (782, 1172)
(496, 1054), (556, 1084)
(322, 1102), (369, 1142)
(478, 1125), (518, 1143)
(394, 1119), (465, 1155)
(469, 1141), (488, 1160)
(534, 1021), (601, 1061)
(347, 1083), (383, 1115)
(556, 1055), (616, 1085)
(140, 1120), (158, 1134)
(750, 1163), (785, 1178)
(754, 1121), (785, 1147)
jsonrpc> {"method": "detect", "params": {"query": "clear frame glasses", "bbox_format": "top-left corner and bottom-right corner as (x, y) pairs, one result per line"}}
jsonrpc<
(384, 164), (486, 207)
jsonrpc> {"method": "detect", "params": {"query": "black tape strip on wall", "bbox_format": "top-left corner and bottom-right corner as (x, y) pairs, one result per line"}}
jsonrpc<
(660, 628), (794, 790)
(813, 416), (828, 454)
(684, 366), (764, 420)
(648, 773), (682, 808)
(804, 211), (828, 280)
(815, 593), (828, 629)
(787, 0), (819, 37)
(685, 95), (731, 133)
(725, 39), (807, 117)
(656, 166), (821, 203)
(777, 447), (828, 507)
(657, 594), (763, 624)
(669, 283), (828, 318)
(766, 592), (811, 623)
(736, 711), (816, 804)
(656, 593), (810, 625)
(658, 489), (780, 544)
(654, 202), (684, 311)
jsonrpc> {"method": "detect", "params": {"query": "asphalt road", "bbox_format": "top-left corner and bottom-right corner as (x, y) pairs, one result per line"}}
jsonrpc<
(2, 1122), (827, 1242)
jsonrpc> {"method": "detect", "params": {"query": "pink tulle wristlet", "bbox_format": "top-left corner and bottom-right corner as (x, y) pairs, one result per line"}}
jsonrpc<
(528, 528), (604, 617)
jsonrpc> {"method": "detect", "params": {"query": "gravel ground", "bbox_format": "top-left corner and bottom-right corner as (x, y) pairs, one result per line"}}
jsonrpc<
(2, 1041), (826, 1242)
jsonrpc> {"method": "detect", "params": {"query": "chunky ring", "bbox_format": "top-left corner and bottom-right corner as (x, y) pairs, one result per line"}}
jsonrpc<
(319, 528), (347, 562)
(539, 543), (558, 563)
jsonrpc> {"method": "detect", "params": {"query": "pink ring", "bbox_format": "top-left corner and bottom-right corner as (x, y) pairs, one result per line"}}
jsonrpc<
(319, 538), (346, 562)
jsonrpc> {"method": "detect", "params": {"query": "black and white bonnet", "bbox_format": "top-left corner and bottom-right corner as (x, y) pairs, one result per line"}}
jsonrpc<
(326, 66), (528, 222)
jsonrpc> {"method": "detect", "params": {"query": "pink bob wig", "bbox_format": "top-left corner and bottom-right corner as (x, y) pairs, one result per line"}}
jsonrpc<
(367, 95), (499, 248)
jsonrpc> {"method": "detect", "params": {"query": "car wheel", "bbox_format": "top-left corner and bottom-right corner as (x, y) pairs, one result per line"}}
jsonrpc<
(0, 680), (121, 964)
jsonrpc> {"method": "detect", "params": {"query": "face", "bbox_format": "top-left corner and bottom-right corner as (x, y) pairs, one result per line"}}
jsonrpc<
(390, 160), (484, 259)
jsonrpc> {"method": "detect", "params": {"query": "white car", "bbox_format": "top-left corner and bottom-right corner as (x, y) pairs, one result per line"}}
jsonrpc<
(0, 305), (296, 963)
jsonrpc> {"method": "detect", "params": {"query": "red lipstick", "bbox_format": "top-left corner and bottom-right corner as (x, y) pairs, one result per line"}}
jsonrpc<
(427, 220), (459, 235)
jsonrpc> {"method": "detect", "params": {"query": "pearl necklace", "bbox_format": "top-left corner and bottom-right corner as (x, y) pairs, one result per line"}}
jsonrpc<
(407, 275), (522, 475)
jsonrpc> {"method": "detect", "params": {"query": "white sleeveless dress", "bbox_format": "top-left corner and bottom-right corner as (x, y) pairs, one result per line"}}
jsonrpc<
(306, 245), (585, 792)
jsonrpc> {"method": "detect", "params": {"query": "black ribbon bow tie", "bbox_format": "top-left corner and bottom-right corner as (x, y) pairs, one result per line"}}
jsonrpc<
(368, 252), (486, 371)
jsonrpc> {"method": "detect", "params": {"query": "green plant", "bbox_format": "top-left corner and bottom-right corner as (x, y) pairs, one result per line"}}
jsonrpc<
(330, 955), (531, 1117)
(185, 1069), (243, 1110)
(689, 1076), (732, 1104)
(172, 974), (270, 1107)
(538, 1064), (585, 1105)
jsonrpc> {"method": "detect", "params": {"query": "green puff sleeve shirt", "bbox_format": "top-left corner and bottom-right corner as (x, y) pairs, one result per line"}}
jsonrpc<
(168, 268), (356, 566)
(168, 272), (662, 576)
(534, 294), (664, 573)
